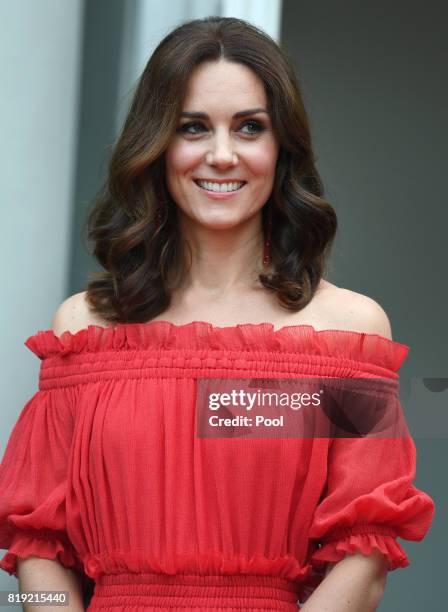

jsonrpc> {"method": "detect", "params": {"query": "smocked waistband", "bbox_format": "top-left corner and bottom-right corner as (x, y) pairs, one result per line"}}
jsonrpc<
(88, 572), (300, 610)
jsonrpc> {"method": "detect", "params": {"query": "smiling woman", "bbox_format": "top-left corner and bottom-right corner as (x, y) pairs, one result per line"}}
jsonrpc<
(164, 60), (279, 236)
(0, 14), (435, 612)
(80, 16), (337, 323)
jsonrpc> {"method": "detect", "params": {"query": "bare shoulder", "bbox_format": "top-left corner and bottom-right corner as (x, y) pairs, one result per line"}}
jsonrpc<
(328, 285), (393, 340)
(51, 290), (109, 338)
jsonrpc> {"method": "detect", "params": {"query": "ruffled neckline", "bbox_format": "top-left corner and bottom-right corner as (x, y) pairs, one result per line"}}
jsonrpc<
(24, 320), (410, 373)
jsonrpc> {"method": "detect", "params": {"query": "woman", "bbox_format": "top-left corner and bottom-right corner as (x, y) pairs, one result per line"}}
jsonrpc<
(0, 16), (435, 611)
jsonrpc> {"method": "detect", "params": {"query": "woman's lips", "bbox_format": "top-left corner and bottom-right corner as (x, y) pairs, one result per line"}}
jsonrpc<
(193, 179), (247, 199)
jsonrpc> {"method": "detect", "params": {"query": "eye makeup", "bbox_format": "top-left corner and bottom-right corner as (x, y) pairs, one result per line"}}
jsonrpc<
(178, 119), (267, 137)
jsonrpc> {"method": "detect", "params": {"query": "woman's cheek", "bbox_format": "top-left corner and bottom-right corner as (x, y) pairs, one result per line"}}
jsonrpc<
(166, 136), (201, 170)
(247, 140), (278, 176)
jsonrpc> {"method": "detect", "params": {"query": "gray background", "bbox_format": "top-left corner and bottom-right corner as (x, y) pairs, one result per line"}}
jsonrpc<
(1, 1), (445, 609)
(281, 1), (446, 609)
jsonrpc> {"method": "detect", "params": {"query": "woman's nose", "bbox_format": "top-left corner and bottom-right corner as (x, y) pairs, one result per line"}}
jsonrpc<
(206, 134), (237, 167)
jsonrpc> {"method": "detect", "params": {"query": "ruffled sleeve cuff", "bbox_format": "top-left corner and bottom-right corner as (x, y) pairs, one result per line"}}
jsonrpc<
(310, 523), (409, 571)
(0, 529), (83, 578)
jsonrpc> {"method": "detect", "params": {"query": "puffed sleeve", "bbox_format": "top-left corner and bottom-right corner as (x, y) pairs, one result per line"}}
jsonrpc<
(308, 430), (435, 573)
(0, 384), (83, 578)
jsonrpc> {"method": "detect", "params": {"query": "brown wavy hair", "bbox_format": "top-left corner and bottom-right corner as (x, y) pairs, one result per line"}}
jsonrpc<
(82, 15), (338, 324)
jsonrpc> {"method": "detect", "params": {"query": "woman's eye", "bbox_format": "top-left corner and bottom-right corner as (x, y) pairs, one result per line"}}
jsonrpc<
(179, 122), (205, 135)
(240, 120), (265, 135)
(179, 120), (265, 136)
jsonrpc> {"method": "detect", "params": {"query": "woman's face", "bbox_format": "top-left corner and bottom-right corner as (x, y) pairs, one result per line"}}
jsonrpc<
(164, 59), (280, 230)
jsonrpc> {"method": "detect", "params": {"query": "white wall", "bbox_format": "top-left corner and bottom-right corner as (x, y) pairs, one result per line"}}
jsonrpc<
(0, 0), (84, 589)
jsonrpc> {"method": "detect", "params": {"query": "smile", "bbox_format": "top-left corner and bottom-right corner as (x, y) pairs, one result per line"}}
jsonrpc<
(193, 179), (246, 193)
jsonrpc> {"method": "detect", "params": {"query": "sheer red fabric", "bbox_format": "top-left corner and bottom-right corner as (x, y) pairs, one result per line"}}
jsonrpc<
(0, 322), (435, 610)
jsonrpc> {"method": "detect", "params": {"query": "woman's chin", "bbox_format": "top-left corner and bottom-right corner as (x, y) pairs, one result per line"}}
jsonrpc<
(191, 212), (244, 230)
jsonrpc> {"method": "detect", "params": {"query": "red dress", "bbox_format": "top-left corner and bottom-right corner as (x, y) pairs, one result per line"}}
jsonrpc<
(0, 321), (435, 611)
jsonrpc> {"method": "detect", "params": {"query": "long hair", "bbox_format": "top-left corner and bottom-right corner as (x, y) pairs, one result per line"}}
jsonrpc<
(82, 16), (338, 323)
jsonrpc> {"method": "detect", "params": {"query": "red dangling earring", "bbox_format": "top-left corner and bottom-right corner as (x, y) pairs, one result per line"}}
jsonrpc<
(263, 202), (273, 267)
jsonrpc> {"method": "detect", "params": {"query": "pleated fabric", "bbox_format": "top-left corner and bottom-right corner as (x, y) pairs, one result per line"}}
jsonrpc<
(0, 321), (435, 610)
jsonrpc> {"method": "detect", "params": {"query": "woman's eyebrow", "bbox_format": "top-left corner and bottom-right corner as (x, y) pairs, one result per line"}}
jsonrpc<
(180, 108), (269, 119)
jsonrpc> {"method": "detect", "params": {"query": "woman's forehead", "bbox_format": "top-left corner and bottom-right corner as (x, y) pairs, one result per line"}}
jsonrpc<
(183, 61), (266, 105)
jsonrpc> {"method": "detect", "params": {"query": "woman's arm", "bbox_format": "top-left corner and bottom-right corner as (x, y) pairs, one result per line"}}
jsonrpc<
(301, 549), (388, 612)
(17, 557), (85, 612)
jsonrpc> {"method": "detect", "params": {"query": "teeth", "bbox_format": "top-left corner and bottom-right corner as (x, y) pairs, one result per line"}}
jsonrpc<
(195, 180), (245, 192)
